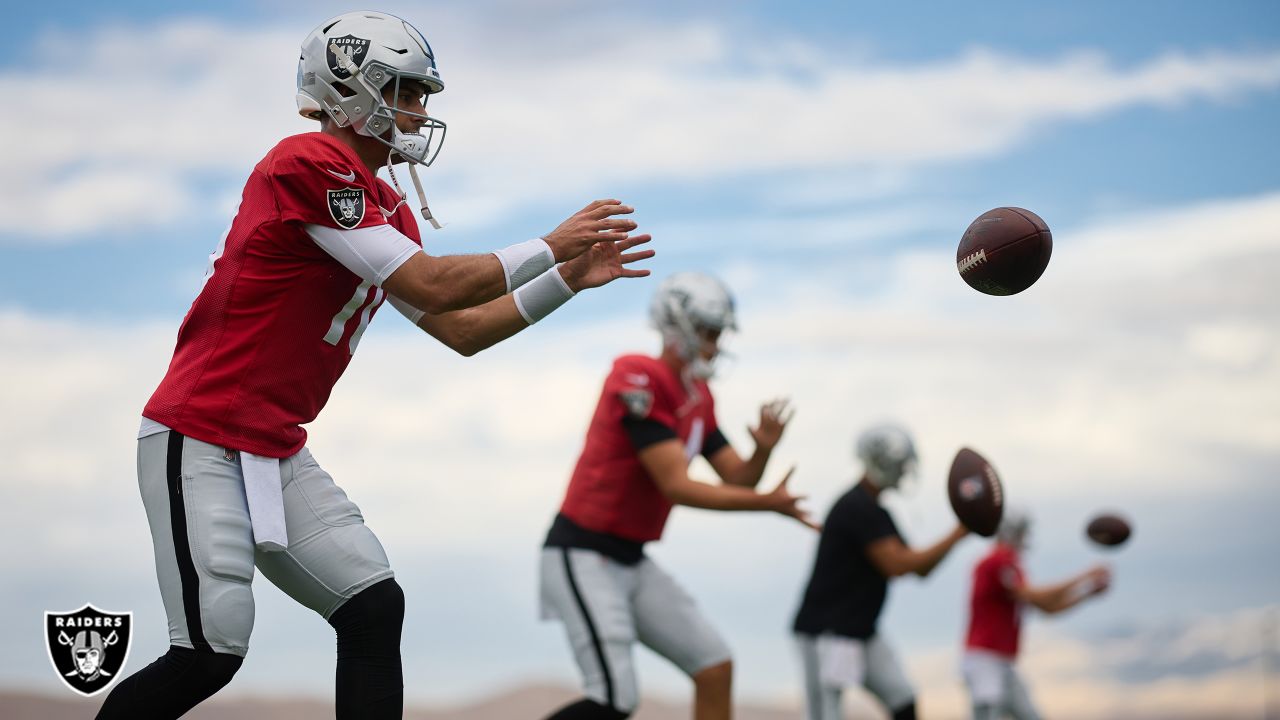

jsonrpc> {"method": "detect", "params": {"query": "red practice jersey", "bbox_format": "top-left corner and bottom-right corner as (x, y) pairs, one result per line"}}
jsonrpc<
(144, 133), (421, 457)
(560, 354), (719, 542)
(965, 544), (1025, 658)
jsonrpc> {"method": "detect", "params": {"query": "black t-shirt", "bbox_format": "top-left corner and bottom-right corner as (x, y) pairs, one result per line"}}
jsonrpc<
(792, 483), (903, 639)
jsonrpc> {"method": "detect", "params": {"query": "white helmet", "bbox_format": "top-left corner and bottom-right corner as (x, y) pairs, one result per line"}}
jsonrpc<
(997, 506), (1032, 549)
(856, 424), (917, 489)
(296, 11), (447, 166)
(649, 272), (737, 379)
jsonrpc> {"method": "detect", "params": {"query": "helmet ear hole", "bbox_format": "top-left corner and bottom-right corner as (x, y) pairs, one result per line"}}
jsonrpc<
(332, 82), (358, 98)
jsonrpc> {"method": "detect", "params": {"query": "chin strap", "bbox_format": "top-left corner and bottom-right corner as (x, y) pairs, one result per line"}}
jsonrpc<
(407, 163), (441, 229)
(382, 152), (442, 229)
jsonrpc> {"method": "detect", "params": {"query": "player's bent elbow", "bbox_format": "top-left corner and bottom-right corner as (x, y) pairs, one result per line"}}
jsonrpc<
(433, 324), (484, 357)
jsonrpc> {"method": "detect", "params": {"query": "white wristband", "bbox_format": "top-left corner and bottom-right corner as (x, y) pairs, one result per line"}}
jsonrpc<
(514, 267), (575, 324)
(493, 238), (555, 293)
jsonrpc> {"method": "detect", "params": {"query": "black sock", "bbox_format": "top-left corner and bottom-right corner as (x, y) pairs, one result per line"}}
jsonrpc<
(328, 578), (405, 719)
(95, 645), (241, 719)
(892, 700), (918, 720)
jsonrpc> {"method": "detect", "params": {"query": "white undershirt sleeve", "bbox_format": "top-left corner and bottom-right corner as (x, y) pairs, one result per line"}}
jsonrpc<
(304, 223), (422, 286)
(386, 294), (425, 325)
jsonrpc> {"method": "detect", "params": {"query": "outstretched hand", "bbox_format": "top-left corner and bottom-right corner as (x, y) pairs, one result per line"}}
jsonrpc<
(764, 466), (820, 531)
(749, 398), (794, 451)
(1085, 564), (1112, 596)
(558, 234), (654, 292)
(543, 199), (639, 263)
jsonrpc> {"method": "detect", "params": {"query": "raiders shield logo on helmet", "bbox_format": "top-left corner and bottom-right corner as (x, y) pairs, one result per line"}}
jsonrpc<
(328, 188), (366, 229)
(45, 604), (132, 697)
(326, 34), (370, 79)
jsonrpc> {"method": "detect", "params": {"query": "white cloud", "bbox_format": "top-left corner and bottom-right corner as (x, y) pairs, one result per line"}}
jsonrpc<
(3, 15), (1279, 241)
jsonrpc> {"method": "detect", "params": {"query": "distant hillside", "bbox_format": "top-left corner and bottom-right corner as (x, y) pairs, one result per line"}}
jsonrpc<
(0, 684), (1263, 720)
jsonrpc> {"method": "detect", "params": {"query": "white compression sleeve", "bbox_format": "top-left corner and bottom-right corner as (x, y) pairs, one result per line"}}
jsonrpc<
(304, 223), (422, 286)
(386, 294), (425, 325)
(513, 267), (575, 324)
(492, 238), (554, 293)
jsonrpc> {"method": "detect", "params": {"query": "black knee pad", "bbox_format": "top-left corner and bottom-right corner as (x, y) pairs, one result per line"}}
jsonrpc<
(891, 700), (917, 720)
(545, 698), (631, 719)
(328, 578), (404, 659)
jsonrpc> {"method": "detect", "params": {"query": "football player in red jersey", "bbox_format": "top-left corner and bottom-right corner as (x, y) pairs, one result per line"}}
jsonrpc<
(538, 272), (816, 720)
(97, 11), (652, 720)
(962, 510), (1111, 720)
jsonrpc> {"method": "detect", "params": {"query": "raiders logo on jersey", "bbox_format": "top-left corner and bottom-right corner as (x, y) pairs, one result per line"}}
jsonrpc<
(620, 388), (653, 419)
(327, 188), (366, 229)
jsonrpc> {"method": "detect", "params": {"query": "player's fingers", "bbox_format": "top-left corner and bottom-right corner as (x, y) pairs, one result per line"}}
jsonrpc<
(594, 231), (632, 244)
(777, 465), (796, 488)
(590, 203), (634, 219)
(619, 249), (655, 264)
(582, 198), (621, 213)
(594, 218), (638, 231)
(619, 268), (651, 278)
(616, 234), (652, 250)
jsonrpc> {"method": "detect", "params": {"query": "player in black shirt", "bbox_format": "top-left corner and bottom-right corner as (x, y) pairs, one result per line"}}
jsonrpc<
(792, 425), (969, 720)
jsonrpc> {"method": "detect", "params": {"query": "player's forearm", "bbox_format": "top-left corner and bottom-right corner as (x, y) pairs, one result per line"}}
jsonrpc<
(724, 446), (772, 488)
(665, 478), (772, 512)
(1025, 579), (1079, 613)
(386, 252), (507, 315)
(912, 529), (965, 577)
(418, 296), (529, 356)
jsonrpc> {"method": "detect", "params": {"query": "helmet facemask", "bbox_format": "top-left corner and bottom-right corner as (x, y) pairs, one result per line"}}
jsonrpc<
(343, 61), (447, 167)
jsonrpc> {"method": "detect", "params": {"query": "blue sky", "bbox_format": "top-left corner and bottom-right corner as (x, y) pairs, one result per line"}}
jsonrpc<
(2, 1), (1278, 717)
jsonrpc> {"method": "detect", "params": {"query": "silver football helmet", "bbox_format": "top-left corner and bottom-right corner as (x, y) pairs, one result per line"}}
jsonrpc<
(997, 506), (1032, 549)
(856, 424), (917, 490)
(649, 272), (737, 379)
(296, 11), (446, 166)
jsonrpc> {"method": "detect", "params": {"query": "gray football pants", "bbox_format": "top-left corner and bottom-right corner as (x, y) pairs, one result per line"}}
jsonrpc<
(796, 632), (916, 719)
(963, 650), (1041, 720)
(137, 430), (394, 656)
(539, 547), (732, 713)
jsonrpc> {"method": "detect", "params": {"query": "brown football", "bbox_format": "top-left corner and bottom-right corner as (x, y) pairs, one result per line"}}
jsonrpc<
(956, 207), (1053, 295)
(948, 447), (1004, 537)
(1086, 513), (1132, 547)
